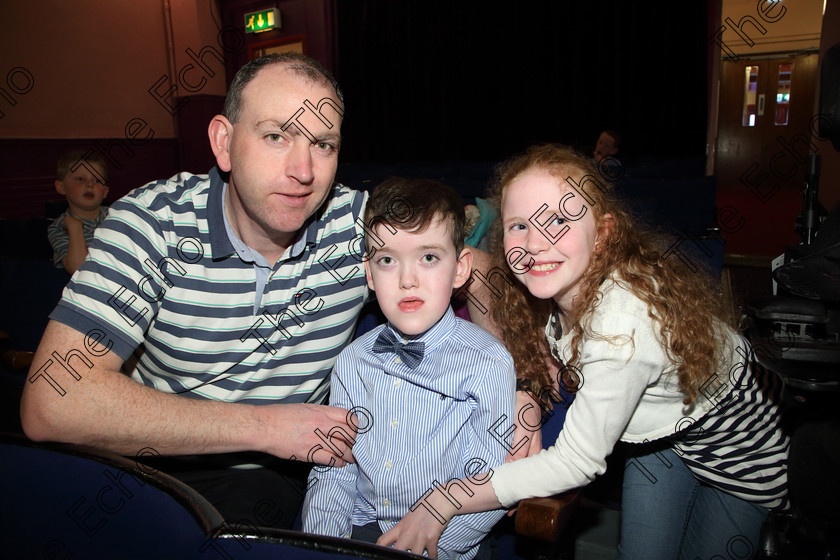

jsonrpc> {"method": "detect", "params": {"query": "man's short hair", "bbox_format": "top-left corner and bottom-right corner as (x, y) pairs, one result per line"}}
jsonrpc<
(223, 53), (343, 123)
(56, 150), (108, 182)
(364, 177), (466, 254)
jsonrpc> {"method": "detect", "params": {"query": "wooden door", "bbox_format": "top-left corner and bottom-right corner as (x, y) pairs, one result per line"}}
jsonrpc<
(716, 53), (819, 192)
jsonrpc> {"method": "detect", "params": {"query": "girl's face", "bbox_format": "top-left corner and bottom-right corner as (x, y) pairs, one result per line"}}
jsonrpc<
(501, 167), (603, 313)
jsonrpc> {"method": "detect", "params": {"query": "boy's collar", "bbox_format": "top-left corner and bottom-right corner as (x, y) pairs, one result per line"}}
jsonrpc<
(385, 306), (456, 356)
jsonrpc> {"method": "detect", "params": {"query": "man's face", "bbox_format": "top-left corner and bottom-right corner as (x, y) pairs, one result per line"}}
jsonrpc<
(593, 132), (618, 162)
(215, 65), (343, 256)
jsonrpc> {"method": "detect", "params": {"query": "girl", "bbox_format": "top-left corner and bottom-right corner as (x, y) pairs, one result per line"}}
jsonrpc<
(379, 144), (789, 559)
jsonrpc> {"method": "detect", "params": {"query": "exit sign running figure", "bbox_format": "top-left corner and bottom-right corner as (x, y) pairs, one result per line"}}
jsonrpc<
(245, 8), (281, 33)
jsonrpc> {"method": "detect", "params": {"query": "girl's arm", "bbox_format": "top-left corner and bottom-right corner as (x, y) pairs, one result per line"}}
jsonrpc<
(381, 286), (666, 555)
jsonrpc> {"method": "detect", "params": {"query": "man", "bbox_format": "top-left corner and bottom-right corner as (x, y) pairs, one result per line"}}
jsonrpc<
(22, 54), (531, 530)
(22, 54), (366, 529)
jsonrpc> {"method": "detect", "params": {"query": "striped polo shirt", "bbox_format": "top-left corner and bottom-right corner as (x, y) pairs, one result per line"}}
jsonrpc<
(51, 167), (369, 405)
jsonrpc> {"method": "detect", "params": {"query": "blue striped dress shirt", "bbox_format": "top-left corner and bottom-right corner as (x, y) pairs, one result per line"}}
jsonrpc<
(302, 306), (516, 559)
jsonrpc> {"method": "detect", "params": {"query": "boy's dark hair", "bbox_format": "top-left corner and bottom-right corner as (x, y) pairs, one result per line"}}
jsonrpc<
(57, 150), (108, 182)
(223, 53), (343, 123)
(364, 177), (466, 254)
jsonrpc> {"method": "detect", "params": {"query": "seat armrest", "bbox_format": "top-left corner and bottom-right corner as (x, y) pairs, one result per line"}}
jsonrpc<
(515, 490), (581, 542)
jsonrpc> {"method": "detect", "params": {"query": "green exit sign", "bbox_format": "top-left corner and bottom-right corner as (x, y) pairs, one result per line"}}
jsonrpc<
(244, 8), (281, 34)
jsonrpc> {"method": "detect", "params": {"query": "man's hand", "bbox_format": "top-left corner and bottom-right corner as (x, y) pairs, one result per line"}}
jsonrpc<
(253, 403), (358, 467)
(508, 390), (543, 462)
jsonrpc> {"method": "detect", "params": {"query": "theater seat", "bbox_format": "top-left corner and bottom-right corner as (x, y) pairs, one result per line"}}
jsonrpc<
(0, 433), (420, 559)
(1, 433), (223, 559)
(202, 524), (419, 560)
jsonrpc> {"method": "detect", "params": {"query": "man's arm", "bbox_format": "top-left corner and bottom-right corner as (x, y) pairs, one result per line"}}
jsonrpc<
(21, 320), (356, 465)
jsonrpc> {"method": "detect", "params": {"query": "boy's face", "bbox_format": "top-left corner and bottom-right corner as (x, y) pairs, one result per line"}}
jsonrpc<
(365, 216), (472, 337)
(55, 163), (108, 213)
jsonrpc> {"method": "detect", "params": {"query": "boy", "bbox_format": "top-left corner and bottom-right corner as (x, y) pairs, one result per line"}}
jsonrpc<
(47, 151), (109, 274)
(302, 178), (515, 559)
(593, 129), (621, 163)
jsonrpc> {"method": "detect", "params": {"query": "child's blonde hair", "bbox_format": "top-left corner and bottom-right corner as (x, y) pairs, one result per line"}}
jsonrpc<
(57, 150), (108, 182)
(489, 144), (735, 404)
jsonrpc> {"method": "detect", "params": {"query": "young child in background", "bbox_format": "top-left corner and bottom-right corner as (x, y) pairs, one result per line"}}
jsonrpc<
(593, 129), (620, 163)
(47, 150), (109, 274)
(302, 177), (515, 560)
(379, 144), (789, 560)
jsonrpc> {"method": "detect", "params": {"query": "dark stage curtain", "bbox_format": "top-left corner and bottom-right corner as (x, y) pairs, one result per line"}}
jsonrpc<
(335, 0), (709, 163)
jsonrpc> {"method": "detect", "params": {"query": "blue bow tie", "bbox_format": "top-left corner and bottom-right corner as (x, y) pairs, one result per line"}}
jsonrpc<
(372, 328), (425, 369)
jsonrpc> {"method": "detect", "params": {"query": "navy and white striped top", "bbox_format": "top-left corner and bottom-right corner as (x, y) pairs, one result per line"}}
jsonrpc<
(302, 307), (516, 560)
(51, 167), (369, 405)
(676, 343), (789, 510)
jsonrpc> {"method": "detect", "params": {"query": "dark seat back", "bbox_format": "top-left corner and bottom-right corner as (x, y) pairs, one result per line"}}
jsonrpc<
(1, 434), (423, 559)
(1, 434), (223, 558)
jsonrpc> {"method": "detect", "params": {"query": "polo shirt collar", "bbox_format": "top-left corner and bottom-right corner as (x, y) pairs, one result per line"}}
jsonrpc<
(207, 167), (235, 260)
(206, 166), (325, 262)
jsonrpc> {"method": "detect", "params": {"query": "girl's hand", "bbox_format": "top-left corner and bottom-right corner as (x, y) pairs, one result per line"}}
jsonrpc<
(377, 508), (446, 558)
(378, 491), (455, 558)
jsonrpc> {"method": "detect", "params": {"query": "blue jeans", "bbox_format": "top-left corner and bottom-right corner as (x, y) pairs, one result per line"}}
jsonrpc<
(619, 446), (768, 560)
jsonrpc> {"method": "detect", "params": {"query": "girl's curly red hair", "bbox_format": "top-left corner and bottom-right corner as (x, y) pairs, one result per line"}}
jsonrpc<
(488, 144), (735, 404)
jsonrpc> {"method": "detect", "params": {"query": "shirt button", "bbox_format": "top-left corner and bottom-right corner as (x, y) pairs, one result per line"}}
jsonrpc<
(393, 379), (402, 387)
(382, 498), (391, 507)
(385, 460), (393, 470)
(390, 419), (399, 428)
(394, 356), (402, 364)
